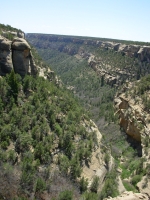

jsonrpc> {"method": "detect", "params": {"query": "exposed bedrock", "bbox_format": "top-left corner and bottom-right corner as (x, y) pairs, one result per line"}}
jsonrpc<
(0, 36), (38, 76)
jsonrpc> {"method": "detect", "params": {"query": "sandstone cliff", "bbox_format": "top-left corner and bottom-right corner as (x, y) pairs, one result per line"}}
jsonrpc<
(0, 35), (38, 76)
(26, 34), (150, 63)
(114, 79), (150, 197)
(26, 34), (150, 88)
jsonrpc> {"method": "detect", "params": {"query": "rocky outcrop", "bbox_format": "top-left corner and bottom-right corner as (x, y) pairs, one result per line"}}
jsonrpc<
(114, 93), (144, 142)
(137, 175), (150, 197)
(2, 30), (25, 39)
(114, 81), (150, 199)
(0, 35), (13, 75)
(0, 35), (38, 76)
(82, 120), (114, 191)
(104, 191), (149, 200)
(88, 55), (117, 86)
(114, 81), (150, 145)
(26, 34), (150, 87)
(12, 38), (37, 76)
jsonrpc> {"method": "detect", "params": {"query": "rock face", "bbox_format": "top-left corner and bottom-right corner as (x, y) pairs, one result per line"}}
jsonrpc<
(88, 55), (117, 86)
(137, 175), (150, 197)
(0, 35), (13, 75)
(81, 120), (114, 191)
(0, 35), (38, 76)
(114, 81), (150, 198)
(114, 93), (143, 142)
(114, 81), (150, 145)
(104, 191), (149, 200)
(26, 34), (150, 87)
(26, 33), (150, 63)
(12, 38), (37, 76)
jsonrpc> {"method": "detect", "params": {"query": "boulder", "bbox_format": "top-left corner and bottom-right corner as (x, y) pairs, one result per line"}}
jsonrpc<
(0, 36), (13, 75)
(12, 37), (30, 50)
(17, 32), (25, 38)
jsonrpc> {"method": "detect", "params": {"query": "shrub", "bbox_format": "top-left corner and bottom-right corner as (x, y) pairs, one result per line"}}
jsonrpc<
(35, 178), (46, 192)
(58, 190), (73, 200)
(79, 177), (88, 193)
(90, 176), (99, 193)
(83, 192), (98, 200)
(131, 175), (142, 186)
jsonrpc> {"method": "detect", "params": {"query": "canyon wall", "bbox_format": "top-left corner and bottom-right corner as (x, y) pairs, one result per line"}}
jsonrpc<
(26, 34), (150, 63)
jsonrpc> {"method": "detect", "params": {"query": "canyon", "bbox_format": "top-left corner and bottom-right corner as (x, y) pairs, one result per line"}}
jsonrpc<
(0, 24), (150, 199)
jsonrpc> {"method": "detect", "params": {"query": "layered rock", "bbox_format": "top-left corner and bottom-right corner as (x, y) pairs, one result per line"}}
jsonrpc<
(114, 93), (144, 142)
(26, 33), (150, 63)
(114, 79), (150, 198)
(88, 55), (117, 86)
(0, 35), (38, 76)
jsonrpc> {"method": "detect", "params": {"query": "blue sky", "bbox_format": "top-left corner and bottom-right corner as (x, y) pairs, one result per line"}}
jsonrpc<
(0, 0), (150, 42)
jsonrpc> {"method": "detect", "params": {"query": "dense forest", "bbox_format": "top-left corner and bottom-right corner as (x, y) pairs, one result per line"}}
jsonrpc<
(0, 70), (102, 199)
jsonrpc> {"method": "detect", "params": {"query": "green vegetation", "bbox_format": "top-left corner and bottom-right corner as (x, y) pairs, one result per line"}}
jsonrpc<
(0, 23), (23, 40)
(0, 71), (98, 199)
(26, 33), (150, 46)
(26, 34), (148, 199)
(0, 23), (20, 32)
(1, 27), (149, 199)
(80, 177), (88, 193)
(90, 176), (100, 193)
(136, 74), (150, 110)
(124, 74), (150, 111)
(58, 190), (73, 200)
(99, 169), (119, 199)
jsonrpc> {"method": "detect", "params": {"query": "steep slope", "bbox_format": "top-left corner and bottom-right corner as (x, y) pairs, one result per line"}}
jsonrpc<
(115, 75), (150, 197)
(0, 72), (108, 199)
(1, 24), (150, 199)
(26, 33), (150, 86)
(0, 24), (54, 81)
(26, 33), (146, 155)
(0, 24), (38, 77)
(0, 24), (117, 200)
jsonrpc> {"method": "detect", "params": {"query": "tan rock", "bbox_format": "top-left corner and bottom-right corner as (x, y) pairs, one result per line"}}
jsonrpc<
(12, 37), (38, 76)
(104, 191), (149, 200)
(137, 175), (150, 197)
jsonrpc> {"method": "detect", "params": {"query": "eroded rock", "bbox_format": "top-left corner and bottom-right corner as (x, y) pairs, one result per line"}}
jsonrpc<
(12, 38), (31, 75)
(104, 191), (149, 200)
(0, 35), (13, 75)
(0, 35), (38, 76)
